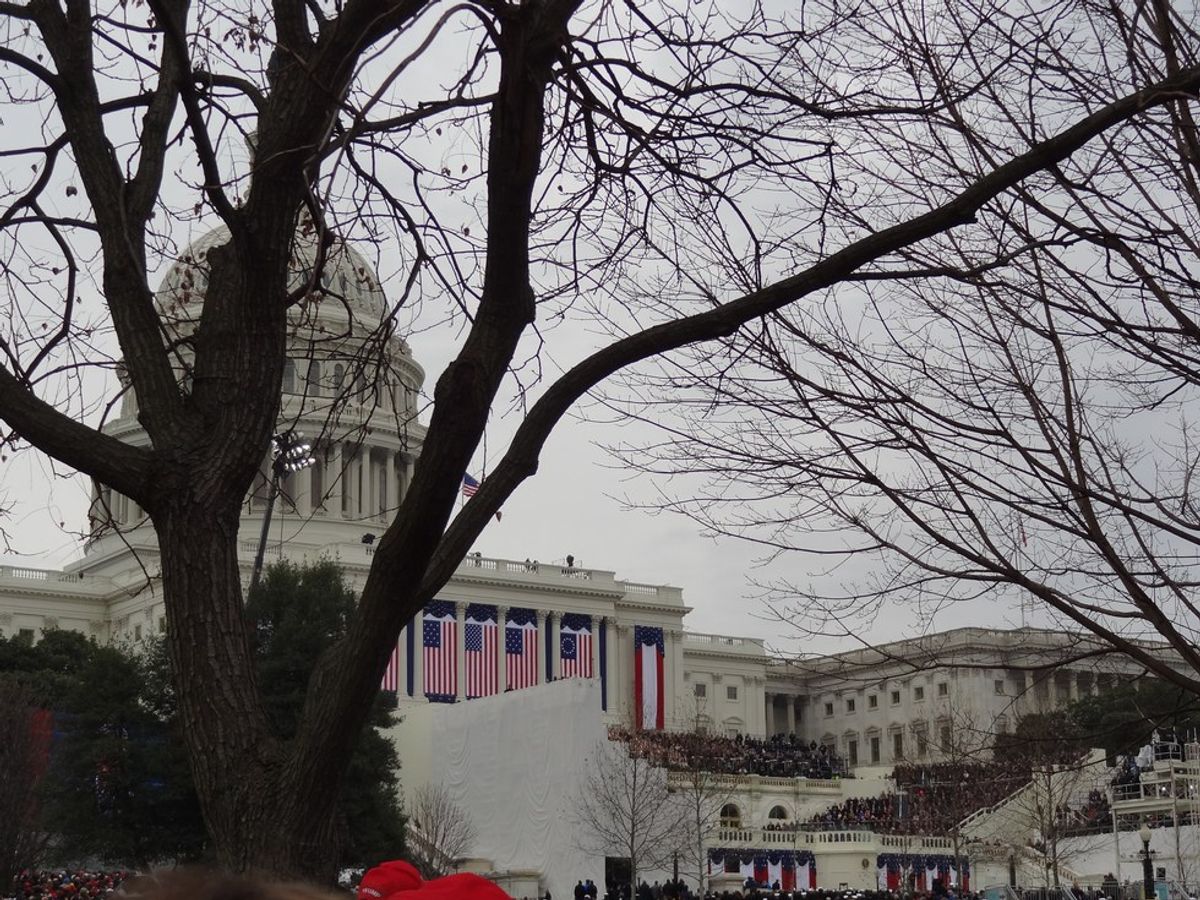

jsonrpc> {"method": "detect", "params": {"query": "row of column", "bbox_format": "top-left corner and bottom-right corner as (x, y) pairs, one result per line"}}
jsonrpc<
(399, 605), (602, 701)
(394, 612), (691, 728)
(1023, 668), (1104, 709)
(765, 692), (802, 737)
(285, 442), (413, 523)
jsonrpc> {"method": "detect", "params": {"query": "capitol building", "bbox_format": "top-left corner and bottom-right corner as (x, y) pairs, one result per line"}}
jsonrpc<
(0, 225), (1179, 898)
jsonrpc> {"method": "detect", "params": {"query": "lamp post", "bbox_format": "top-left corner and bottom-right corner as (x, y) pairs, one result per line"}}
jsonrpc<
(248, 430), (314, 597)
(1139, 823), (1155, 900)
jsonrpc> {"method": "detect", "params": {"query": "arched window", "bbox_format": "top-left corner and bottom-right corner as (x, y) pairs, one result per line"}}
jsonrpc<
(333, 363), (345, 394)
(720, 804), (741, 827)
(282, 359), (295, 394)
(768, 805), (789, 821)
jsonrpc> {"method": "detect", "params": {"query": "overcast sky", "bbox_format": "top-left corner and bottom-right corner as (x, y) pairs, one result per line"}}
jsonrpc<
(0, 0), (1057, 657)
(0, 312), (1035, 657)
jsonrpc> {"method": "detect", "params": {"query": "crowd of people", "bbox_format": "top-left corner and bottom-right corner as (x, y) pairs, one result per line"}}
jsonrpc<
(1053, 790), (1111, 836)
(600, 880), (693, 900)
(804, 761), (1034, 835)
(609, 728), (846, 780)
(697, 891), (980, 900)
(7, 871), (129, 900)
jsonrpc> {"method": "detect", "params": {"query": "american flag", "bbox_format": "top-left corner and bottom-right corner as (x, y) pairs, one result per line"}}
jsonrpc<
(423, 601), (457, 699)
(560, 613), (593, 679)
(465, 604), (498, 699)
(462, 473), (480, 497)
(380, 641), (400, 692)
(505, 609), (538, 690)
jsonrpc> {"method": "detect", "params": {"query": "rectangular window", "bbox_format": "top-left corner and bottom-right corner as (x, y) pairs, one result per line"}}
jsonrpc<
(17, 628), (34, 643)
(824, 702), (834, 717)
(846, 698), (856, 713)
(848, 740), (859, 766)
(868, 694), (878, 709)
(940, 724), (952, 749)
(893, 732), (904, 759)
(914, 686), (925, 701)
(938, 682), (949, 697)
(994, 679), (1005, 695)
(917, 730), (929, 757)
(726, 685), (738, 701)
(158, 616), (167, 633)
(694, 683), (707, 698)
(890, 690), (901, 705)
(870, 736), (881, 763)
(134, 624), (143, 641)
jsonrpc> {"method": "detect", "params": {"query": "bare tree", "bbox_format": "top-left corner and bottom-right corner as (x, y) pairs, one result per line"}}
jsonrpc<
(0, 682), (49, 894)
(406, 784), (477, 879)
(3, 0), (1200, 879)
(569, 739), (686, 898)
(613, 0), (1200, 695)
(668, 700), (734, 894)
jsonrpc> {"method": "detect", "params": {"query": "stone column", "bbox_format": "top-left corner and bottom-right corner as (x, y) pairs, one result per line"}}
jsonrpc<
(329, 443), (343, 518)
(455, 602), (467, 700)
(537, 610), (548, 684)
(609, 620), (623, 720)
(353, 449), (364, 517)
(368, 452), (379, 521)
(414, 617), (424, 699)
(497, 606), (509, 692)
(764, 692), (774, 735)
(668, 629), (683, 729)
(786, 695), (797, 736)
(296, 464), (312, 518)
(388, 452), (401, 517)
(1024, 669), (1036, 712)
(551, 613), (562, 680)
(397, 620), (409, 697)
(1069, 671), (1080, 702)
(589, 615), (600, 680)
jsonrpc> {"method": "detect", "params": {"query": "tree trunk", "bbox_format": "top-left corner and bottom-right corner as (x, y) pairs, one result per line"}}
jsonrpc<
(156, 499), (348, 880)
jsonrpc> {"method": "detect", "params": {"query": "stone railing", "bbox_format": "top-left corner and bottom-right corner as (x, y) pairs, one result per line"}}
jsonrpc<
(684, 632), (766, 654)
(714, 826), (953, 850)
(0, 565), (87, 584)
(667, 771), (842, 793)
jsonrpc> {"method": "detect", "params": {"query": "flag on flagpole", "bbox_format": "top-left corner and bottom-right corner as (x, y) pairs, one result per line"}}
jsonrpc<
(465, 604), (499, 699)
(462, 473), (480, 497)
(422, 601), (457, 700)
(380, 641), (400, 692)
(505, 608), (538, 690)
(634, 625), (665, 730)
(560, 613), (594, 678)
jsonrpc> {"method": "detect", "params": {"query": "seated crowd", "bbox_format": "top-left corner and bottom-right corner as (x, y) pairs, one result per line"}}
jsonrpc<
(807, 761), (1033, 835)
(1053, 790), (1111, 837)
(8, 872), (129, 900)
(608, 728), (846, 780)
(698, 891), (979, 900)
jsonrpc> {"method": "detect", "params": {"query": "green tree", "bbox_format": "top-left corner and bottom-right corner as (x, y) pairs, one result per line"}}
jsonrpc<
(0, 630), (206, 867)
(246, 560), (406, 866)
(1069, 681), (1200, 759)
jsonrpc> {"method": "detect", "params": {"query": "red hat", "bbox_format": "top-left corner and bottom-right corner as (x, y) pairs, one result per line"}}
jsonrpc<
(358, 862), (423, 900)
(358, 862), (511, 900)
(416, 873), (511, 900)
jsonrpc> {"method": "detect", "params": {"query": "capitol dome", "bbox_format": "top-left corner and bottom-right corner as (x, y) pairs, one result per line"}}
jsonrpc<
(156, 222), (394, 338)
(88, 222), (427, 560)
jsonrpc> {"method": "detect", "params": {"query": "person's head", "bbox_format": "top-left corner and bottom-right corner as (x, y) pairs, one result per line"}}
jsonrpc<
(118, 871), (344, 900)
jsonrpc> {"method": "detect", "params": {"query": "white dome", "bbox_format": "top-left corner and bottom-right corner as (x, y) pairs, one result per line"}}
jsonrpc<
(156, 222), (391, 336)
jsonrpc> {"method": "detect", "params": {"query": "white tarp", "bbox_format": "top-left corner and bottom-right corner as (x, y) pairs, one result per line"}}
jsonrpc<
(394, 678), (608, 900)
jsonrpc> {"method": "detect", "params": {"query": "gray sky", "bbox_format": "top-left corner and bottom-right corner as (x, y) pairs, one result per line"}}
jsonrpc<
(0, 0), (1059, 656)
(0, 316), (1032, 656)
